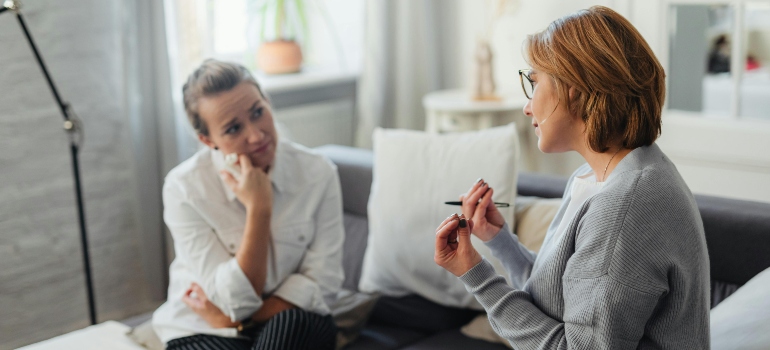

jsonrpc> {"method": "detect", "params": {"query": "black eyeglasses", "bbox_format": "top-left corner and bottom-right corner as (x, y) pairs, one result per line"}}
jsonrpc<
(519, 69), (534, 99)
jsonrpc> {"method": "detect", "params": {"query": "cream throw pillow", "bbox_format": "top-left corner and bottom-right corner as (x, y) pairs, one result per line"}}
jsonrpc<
(359, 124), (519, 309)
(512, 196), (562, 253)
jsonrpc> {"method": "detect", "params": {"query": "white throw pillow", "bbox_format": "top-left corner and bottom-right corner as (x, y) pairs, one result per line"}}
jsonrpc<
(359, 124), (519, 309)
(710, 266), (770, 350)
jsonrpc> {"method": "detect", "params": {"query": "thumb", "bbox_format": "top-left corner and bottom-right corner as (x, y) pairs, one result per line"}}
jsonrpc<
(457, 214), (472, 246)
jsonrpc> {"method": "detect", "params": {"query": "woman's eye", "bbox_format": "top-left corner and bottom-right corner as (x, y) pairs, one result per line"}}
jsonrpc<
(225, 124), (241, 135)
(251, 107), (264, 120)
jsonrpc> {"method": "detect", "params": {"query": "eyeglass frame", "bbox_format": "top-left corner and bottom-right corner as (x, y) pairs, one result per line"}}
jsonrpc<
(519, 69), (534, 100)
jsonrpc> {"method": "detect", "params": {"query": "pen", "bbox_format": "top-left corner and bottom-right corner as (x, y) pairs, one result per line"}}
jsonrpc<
(444, 201), (510, 208)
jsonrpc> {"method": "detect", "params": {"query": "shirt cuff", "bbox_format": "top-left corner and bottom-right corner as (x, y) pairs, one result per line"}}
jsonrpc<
(213, 258), (264, 322)
(272, 273), (331, 315)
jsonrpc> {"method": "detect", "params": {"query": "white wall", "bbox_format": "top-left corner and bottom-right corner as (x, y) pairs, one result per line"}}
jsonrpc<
(452, 0), (612, 175)
(0, 0), (163, 347)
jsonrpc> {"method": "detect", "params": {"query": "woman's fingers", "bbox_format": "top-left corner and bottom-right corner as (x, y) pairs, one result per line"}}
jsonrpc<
(466, 181), (490, 206)
(436, 213), (459, 233)
(239, 154), (253, 171)
(182, 286), (203, 310)
(457, 214), (473, 245)
(435, 217), (459, 251)
(219, 170), (238, 190)
(479, 187), (494, 215)
(465, 178), (484, 197)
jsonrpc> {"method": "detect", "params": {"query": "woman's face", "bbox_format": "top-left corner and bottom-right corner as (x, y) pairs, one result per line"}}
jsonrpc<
(197, 81), (278, 171)
(522, 70), (583, 153)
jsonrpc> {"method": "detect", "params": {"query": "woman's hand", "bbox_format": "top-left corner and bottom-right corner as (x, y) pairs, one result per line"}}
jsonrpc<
(434, 214), (482, 277)
(182, 283), (239, 328)
(460, 179), (505, 241)
(220, 155), (273, 214)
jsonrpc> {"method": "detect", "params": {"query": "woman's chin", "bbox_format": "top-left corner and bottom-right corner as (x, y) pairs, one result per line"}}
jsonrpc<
(249, 153), (276, 171)
(536, 140), (561, 154)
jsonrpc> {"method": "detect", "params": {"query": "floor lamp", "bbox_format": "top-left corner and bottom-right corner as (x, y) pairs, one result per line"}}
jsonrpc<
(1, 0), (97, 325)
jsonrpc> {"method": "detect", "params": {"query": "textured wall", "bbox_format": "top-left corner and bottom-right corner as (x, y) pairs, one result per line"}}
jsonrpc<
(0, 1), (159, 348)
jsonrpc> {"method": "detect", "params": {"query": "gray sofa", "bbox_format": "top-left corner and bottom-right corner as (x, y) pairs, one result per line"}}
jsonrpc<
(315, 144), (770, 350)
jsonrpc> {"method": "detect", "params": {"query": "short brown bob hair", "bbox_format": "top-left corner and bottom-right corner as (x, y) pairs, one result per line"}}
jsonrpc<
(524, 6), (665, 153)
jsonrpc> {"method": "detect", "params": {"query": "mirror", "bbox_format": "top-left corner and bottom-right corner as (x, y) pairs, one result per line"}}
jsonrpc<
(740, 2), (770, 119)
(668, 4), (733, 116)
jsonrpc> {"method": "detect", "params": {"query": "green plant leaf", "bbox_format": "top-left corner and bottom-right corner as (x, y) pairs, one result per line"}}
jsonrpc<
(276, 0), (286, 40)
(295, 0), (309, 41)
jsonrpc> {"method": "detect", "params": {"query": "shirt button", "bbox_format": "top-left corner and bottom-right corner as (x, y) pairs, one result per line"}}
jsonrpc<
(229, 243), (235, 249)
(298, 235), (305, 242)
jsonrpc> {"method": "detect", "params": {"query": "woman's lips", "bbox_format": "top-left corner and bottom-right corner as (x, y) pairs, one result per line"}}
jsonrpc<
(251, 141), (271, 154)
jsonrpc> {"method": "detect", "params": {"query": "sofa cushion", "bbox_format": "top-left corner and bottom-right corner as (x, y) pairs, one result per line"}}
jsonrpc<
(400, 329), (510, 350)
(344, 324), (427, 350)
(710, 266), (770, 349)
(460, 315), (512, 349)
(368, 294), (482, 334)
(359, 125), (520, 308)
(513, 196), (562, 253)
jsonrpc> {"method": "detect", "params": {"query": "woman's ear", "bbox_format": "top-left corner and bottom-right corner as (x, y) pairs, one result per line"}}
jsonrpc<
(197, 133), (217, 150)
(568, 86), (577, 100)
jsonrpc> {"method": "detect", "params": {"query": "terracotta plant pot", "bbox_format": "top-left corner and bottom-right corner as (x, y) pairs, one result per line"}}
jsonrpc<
(257, 40), (303, 74)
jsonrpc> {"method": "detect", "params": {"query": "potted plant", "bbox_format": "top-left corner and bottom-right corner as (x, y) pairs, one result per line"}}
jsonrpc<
(252, 0), (309, 74)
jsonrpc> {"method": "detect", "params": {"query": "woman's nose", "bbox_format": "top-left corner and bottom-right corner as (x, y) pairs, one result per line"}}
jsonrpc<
(523, 99), (534, 118)
(246, 124), (264, 144)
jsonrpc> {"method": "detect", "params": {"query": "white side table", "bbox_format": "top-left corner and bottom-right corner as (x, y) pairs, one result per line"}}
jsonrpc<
(423, 89), (536, 170)
(423, 89), (527, 133)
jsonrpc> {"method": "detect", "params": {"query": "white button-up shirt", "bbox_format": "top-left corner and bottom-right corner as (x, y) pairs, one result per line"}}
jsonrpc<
(152, 141), (345, 343)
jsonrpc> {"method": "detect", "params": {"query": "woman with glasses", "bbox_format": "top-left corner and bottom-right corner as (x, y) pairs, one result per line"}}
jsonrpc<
(434, 6), (710, 349)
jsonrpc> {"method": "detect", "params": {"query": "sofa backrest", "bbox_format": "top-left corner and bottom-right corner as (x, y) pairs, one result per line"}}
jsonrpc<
(315, 145), (770, 301)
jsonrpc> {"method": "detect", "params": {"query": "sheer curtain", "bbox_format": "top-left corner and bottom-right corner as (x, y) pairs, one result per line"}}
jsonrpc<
(355, 0), (462, 148)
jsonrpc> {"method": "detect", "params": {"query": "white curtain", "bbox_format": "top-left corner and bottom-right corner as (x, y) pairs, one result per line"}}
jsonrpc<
(355, 0), (461, 148)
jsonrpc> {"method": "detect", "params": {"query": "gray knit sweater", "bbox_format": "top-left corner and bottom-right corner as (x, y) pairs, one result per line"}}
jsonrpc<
(459, 144), (710, 349)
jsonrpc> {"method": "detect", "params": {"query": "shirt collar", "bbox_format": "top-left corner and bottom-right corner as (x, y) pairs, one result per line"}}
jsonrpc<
(211, 142), (288, 202)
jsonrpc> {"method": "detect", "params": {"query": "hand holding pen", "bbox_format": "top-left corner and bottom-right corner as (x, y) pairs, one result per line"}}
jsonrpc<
(450, 178), (507, 242)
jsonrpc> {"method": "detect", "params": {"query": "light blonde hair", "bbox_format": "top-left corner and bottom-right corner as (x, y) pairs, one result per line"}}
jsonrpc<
(524, 6), (665, 152)
(182, 59), (269, 136)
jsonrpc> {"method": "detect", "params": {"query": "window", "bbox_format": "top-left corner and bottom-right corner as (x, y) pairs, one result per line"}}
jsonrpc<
(164, 0), (365, 90)
(665, 0), (770, 121)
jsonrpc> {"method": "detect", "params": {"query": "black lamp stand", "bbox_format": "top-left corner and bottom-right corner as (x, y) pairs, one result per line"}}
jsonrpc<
(1, 0), (96, 325)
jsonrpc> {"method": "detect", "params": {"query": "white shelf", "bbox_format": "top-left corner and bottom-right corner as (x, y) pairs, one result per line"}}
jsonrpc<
(254, 67), (359, 94)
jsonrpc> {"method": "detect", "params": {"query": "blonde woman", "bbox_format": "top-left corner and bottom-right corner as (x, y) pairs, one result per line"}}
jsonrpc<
(153, 60), (343, 350)
(435, 6), (710, 349)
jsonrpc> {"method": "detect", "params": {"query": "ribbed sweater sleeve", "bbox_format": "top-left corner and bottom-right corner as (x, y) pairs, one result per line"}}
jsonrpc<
(460, 258), (662, 349)
(484, 223), (536, 290)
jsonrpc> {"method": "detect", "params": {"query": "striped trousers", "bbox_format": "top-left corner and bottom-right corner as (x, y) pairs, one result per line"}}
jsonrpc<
(166, 309), (337, 350)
